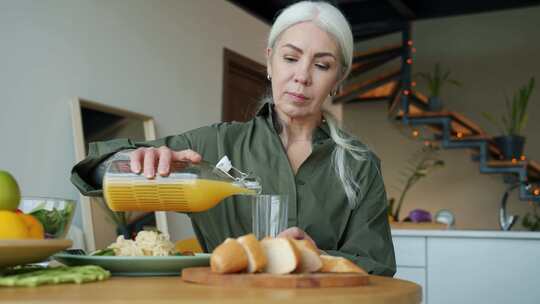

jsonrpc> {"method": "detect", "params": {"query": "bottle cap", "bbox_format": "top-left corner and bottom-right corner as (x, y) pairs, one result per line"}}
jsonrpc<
(215, 156), (232, 174)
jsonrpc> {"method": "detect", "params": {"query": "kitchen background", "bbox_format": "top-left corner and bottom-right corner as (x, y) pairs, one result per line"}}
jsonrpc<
(0, 0), (539, 243)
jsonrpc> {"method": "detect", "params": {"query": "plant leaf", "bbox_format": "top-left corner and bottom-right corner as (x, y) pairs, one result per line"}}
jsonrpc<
(447, 79), (462, 87)
(481, 112), (505, 134)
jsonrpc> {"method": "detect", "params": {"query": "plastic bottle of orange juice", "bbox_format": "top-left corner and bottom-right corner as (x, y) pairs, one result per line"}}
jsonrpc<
(103, 156), (261, 212)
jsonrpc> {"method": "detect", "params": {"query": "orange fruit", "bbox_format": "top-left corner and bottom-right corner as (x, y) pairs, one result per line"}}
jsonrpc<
(19, 214), (45, 239)
(0, 210), (29, 239)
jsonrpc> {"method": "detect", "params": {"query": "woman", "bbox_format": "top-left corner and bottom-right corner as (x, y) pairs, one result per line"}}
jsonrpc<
(71, 1), (396, 276)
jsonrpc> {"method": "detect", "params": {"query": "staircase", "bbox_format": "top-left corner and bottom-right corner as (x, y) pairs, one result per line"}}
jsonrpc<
(335, 24), (540, 203)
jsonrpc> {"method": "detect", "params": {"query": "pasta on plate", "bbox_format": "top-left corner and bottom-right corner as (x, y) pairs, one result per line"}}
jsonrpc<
(108, 230), (176, 256)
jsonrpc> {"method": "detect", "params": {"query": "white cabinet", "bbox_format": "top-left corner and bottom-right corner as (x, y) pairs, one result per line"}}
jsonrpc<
(392, 236), (427, 304)
(393, 236), (426, 267)
(391, 230), (540, 304)
(427, 237), (540, 304)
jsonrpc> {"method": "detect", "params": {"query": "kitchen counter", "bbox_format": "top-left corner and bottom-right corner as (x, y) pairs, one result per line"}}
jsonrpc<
(0, 275), (421, 304)
(391, 228), (540, 304)
(392, 228), (540, 239)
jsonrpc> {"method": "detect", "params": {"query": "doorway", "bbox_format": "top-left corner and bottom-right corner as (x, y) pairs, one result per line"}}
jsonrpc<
(222, 48), (267, 122)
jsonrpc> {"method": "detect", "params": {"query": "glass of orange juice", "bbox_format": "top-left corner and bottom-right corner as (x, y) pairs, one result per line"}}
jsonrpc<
(252, 194), (288, 240)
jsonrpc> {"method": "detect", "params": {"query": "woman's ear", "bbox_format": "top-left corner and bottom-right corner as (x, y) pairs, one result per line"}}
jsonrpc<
(265, 47), (273, 78)
(330, 83), (342, 97)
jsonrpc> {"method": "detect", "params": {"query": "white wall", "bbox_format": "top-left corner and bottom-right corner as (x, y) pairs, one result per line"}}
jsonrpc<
(0, 0), (269, 241)
(345, 6), (540, 230)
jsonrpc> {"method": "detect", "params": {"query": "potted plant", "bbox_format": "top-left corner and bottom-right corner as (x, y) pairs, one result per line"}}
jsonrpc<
(482, 77), (535, 160)
(388, 143), (445, 222)
(415, 63), (461, 111)
(522, 202), (540, 231)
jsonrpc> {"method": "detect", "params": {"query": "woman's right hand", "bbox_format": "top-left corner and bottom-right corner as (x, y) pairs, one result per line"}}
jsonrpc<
(129, 146), (202, 179)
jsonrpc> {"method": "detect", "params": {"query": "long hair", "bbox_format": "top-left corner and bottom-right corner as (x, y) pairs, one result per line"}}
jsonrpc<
(267, 1), (373, 209)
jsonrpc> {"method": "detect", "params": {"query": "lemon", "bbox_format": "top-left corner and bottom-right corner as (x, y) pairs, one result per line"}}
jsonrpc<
(0, 170), (21, 211)
(0, 210), (29, 239)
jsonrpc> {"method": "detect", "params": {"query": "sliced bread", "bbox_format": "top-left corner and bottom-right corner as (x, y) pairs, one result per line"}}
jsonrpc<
(291, 239), (322, 273)
(260, 237), (300, 274)
(237, 233), (267, 273)
(320, 255), (367, 274)
(210, 238), (248, 274)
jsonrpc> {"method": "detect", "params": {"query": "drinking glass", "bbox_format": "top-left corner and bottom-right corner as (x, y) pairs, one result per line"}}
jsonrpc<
(252, 194), (288, 240)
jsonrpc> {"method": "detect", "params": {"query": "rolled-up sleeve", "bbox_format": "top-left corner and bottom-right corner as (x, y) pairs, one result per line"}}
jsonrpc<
(71, 137), (183, 197)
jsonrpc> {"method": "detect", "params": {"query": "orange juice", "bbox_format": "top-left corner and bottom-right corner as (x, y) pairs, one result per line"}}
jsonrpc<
(103, 177), (256, 212)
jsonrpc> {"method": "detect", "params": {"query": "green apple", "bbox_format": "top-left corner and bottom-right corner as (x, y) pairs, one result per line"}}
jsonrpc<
(0, 170), (21, 211)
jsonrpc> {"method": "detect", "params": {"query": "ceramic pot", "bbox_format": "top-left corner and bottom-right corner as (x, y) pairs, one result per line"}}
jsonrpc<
(428, 96), (443, 111)
(493, 135), (525, 160)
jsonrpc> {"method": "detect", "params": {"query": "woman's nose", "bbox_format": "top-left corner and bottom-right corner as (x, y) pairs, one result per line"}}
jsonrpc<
(294, 64), (312, 86)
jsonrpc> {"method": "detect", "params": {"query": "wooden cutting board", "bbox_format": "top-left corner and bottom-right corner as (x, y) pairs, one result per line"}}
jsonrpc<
(182, 267), (369, 288)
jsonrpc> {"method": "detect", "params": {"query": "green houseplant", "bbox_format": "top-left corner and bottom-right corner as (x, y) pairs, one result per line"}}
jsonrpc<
(522, 202), (540, 231)
(482, 77), (535, 160)
(415, 63), (461, 111)
(388, 143), (445, 221)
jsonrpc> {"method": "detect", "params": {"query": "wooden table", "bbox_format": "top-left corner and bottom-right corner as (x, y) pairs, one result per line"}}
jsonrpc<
(0, 275), (421, 304)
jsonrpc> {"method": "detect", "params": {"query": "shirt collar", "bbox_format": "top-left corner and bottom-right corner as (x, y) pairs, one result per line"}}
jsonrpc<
(256, 102), (331, 143)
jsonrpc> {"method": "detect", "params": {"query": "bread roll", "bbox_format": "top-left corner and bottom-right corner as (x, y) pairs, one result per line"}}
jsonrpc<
(210, 238), (248, 273)
(237, 234), (267, 273)
(320, 255), (367, 274)
(260, 238), (300, 274)
(291, 239), (322, 273)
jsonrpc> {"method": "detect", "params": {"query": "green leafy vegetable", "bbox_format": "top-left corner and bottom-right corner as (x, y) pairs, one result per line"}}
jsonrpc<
(0, 265), (110, 287)
(29, 202), (75, 238)
(90, 248), (116, 256)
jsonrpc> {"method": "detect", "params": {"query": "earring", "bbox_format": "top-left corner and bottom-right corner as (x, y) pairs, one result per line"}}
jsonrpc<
(267, 74), (271, 81)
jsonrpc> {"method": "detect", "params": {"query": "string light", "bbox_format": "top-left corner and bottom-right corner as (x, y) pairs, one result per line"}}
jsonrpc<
(412, 47), (417, 53)
(412, 130), (419, 137)
(424, 140), (431, 146)
(534, 189), (540, 196)
(520, 155), (526, 161)
(403, 90), (410, 95)
(411, 81), (416, 87)
(406, 58), (413, 64)
(407, 40), (413, 46)
(511, 158), (518, 164)
(457, 132), (463, 138)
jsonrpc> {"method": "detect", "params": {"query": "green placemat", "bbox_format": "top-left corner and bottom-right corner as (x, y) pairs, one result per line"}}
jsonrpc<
(0, 265), (110, 287)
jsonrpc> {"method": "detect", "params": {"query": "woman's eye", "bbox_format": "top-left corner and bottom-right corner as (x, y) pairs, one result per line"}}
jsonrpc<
(315, 63), (330, 70)
(283, 56), (297, 63)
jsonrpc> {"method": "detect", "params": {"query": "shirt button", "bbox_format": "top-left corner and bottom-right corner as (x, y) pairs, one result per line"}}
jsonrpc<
(297, 180), (305, 186)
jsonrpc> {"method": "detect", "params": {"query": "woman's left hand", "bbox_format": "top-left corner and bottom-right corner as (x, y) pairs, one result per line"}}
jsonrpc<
(277, 227), (316, 247)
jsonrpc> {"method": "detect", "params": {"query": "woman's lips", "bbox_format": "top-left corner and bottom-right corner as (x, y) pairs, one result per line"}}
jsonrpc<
(286, 92), (309, 102)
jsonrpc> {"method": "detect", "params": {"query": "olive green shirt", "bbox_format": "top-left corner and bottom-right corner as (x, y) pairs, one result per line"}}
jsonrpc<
(71, 103), (396, 276)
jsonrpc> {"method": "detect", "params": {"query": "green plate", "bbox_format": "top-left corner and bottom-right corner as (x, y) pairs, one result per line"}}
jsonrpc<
(53, 253), (210, 276)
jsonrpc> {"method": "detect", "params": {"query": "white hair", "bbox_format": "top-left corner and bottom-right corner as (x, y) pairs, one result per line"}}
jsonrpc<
(268, 1), (354, 80)
(267, 1), (372, 209)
